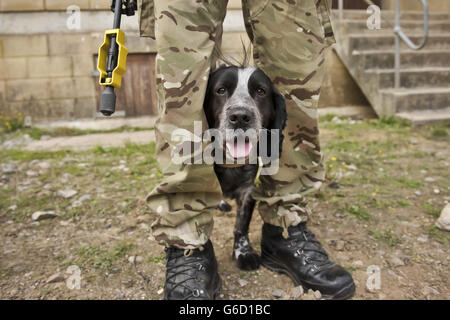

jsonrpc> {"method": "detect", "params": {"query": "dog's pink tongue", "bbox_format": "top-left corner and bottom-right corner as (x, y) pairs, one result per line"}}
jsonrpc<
(226, 141), (252, 159)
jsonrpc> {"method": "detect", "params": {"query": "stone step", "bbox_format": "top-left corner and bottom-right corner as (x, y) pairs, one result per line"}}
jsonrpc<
(331, 10), (450, 21)
(396, 107), (450, 125)
(381, 87), (450, 113)
(365, 67), (450, 89)
(353, 49), (450, 69)
(336, 19), (450, 33)
(221, 32), (251, 53)
(223, 9), (245, 32)
(347, 33), (450, 51)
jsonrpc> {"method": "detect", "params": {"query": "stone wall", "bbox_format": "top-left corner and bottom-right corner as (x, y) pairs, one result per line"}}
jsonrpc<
(0, 1), (156, 122)
(0, 0), (109, 11)
(0, 0), (369, 123)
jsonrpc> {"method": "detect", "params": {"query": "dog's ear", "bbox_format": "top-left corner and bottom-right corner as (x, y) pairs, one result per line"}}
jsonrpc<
(269, 87), (287, 155)
(270, 87), (287, 131)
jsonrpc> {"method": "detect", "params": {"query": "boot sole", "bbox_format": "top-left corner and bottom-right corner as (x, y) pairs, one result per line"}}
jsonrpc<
(261, 250), (355, 300)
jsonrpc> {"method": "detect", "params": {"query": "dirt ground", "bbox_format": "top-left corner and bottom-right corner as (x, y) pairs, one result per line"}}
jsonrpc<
(0, 117), (449, 300)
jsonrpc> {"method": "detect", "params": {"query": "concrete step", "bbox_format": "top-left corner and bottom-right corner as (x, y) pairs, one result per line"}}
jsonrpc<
(381, 87), (450, 113)
(396, 107), (450, 126)
(365, 67), (450, 89)
(223, 9), (245, 32)
(331, 10), (450, 21)
(221, 32), (251, 53)
(337, 19), (450, 33)
(347, 33), (450, 51)
(353, 49), (450, 69)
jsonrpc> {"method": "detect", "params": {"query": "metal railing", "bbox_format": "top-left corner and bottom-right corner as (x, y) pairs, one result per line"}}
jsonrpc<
(338, 0), (429, 88)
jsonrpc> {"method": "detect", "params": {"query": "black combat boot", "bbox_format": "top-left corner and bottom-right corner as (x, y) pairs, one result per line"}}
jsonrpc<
(164, 240), (222, 300)
(261, 222), (355, 300)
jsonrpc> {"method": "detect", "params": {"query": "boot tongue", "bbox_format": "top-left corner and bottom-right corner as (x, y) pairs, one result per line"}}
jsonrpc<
(288, 225), (329, 259)
(226, 141), (252, 159)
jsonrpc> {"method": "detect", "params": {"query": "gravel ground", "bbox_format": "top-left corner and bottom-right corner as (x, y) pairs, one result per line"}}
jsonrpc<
(0, 117), (449, 300)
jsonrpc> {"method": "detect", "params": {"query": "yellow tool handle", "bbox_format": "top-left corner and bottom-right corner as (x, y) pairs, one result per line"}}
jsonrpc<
(97, 29), (128, 89)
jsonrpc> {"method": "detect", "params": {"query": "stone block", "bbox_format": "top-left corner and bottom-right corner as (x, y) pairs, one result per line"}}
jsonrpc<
(0, 58), (27, 80)
(48, 34), (93, 56)
(45, 0), (90, 10)
(6, 79), (50, 102)
(1, 35), (48, 57)
(50, 78), (75, 99)
(72, 55), (95, 77)
(74, 97), (97, 118)
(0, 80), (5, 109)
(28, 56), (73, 78)
(89, 0), (110, 10)
(0, 0), (44, 11)
(74, 77), (96, 98)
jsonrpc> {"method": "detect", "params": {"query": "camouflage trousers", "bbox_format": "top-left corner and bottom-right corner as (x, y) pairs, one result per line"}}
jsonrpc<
(139, 0), (335, 249)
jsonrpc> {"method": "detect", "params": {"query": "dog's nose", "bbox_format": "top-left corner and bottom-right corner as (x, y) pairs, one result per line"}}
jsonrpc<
(228, 109), (252, 127)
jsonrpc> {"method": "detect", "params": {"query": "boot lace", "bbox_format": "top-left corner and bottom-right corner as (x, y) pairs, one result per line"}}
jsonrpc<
(165, 248), (207, 300)
(288, 226), (334, 270)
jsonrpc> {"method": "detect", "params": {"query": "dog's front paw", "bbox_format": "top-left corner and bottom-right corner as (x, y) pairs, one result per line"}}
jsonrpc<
(217, 199), (232, 212)
(233, 236), (261, 271)
(235, 250), (261, 271)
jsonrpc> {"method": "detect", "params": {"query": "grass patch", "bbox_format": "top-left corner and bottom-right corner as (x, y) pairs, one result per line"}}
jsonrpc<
(72, 241), (134, 272)
(343, 205), (371, 221)
(0, 112), (24, 133)
(422, 202), (440, 218)
(392, 177), (421, 189)
(0, 149), (72, 162)
(369, 116), (410, 129)
(148, 254), (165, 264)
(369, 228), (402, 247)
(428, 126), (449, 141)
(16, 126), (154, 141)
(0, 269), (12, 281)
(395, 200), (410, 208)
(425, 225), (450, 245)
(92, 142), (156, 158)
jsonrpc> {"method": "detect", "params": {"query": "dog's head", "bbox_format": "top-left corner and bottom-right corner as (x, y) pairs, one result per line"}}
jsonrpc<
(204, 66), (287, 161)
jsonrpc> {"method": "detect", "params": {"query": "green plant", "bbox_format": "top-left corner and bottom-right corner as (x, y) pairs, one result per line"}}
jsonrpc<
(422, 202), (440, 218)
(369, 228), (401, 247)
(430, 127), (448, 140)
(0, 112), (24, 133)
(344, 205), (371, 220)
(148, 254), (165, 264)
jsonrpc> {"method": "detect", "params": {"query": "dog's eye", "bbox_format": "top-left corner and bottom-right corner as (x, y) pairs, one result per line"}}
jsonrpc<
(216, 87), (226, 95)
(256, 88), (266, 96)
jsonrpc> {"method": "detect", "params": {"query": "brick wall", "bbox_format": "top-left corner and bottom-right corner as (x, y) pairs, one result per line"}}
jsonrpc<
(0, 1), (370, 123)
(0, 1), (155, 123)
(0, 0), (109, 11)
(0, 33), (103, 121)
(0, 1), (122, 122)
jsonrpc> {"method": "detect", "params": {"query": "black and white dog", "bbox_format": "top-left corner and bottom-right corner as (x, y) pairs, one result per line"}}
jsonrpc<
(203, 65), (287, 271)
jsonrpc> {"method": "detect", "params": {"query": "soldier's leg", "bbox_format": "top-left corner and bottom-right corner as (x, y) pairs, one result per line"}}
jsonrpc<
(242, 0), (333, 230)
(147, 0), (228, 249)
(242, 0), (354, 299)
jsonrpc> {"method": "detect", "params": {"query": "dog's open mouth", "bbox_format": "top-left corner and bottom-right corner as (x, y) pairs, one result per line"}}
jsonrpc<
(226, 141), (253, 159)
(225, 136), (254, 160)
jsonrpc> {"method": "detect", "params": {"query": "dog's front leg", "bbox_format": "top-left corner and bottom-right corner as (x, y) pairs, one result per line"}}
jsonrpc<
(232, 190), (261, 270)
